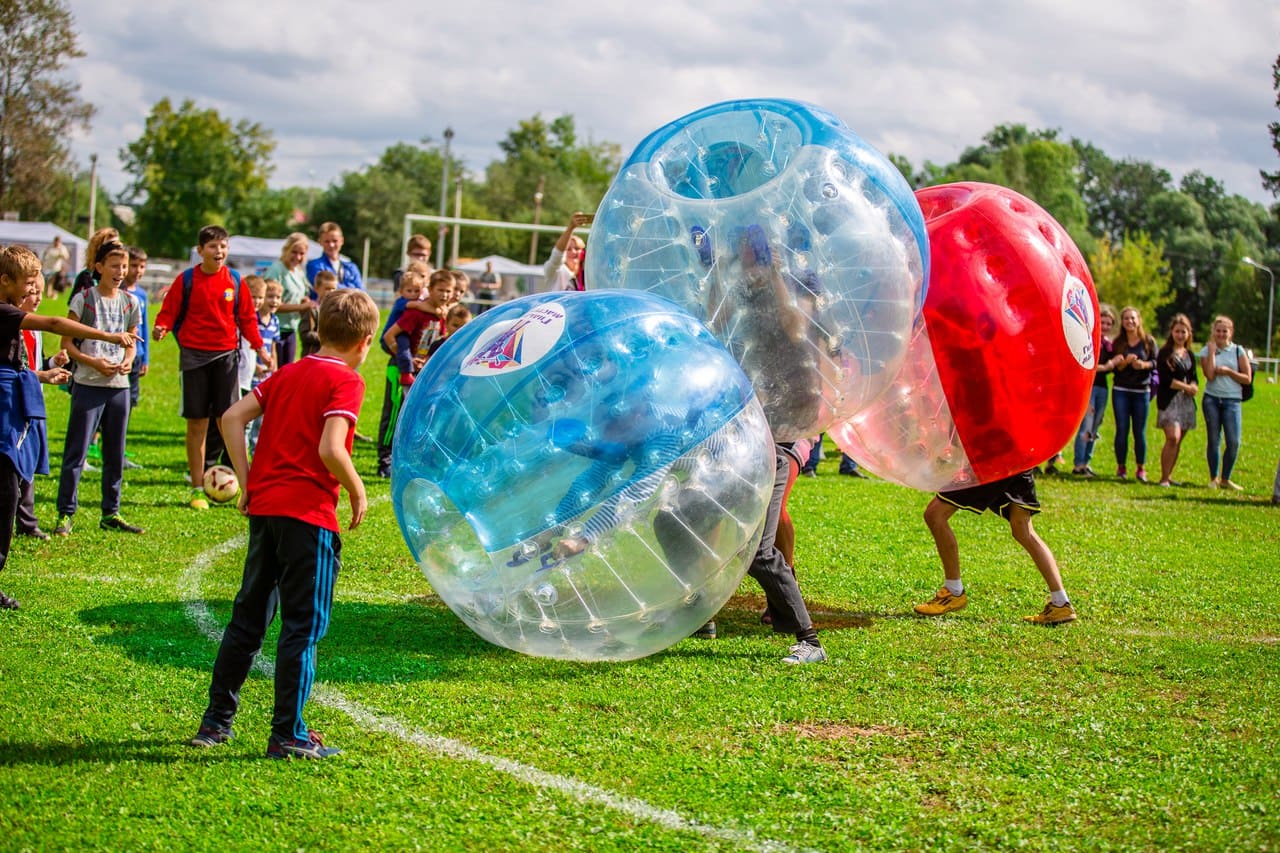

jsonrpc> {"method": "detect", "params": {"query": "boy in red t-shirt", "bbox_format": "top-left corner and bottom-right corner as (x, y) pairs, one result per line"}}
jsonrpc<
(189, 288), (379, 759)
(153, 225), (269, 510)
(374, 270), (450, 477)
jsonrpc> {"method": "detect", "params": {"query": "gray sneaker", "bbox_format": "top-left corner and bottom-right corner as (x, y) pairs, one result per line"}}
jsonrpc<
(266, 729), (340, 760)
(782, 640), (827, 665)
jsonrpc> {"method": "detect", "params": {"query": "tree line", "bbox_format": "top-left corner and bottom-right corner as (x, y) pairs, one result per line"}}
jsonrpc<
(4, 1), (1279, 350)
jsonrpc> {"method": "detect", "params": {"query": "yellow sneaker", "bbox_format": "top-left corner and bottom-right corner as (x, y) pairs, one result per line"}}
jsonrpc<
(190, 490), (210, 511)
(1023, 601), (1077, 625)
(914, 587), (968, 616)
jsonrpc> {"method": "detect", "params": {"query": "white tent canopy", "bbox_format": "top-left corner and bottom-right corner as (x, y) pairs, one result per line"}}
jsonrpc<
(189, 235), (322, 274)
(0, 221), (89, 273)
(456, 254), (545, 278)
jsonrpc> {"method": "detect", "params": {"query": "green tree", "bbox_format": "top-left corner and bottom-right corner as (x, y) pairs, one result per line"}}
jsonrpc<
(42, 164), (113, 241)
(929, 124), (1090, 249)
(0, 0), (93, 218)
(1263, 53), (1280, 197)
(1072, 141), (1172, 243)
(227, 187), (308, 240)
(479, 114), (619, 264)
(121, 98), (275, 257)
(310, 140), (456, 276)
(1088, 231), (1174, 324)
(1213, 234), (1269, 348)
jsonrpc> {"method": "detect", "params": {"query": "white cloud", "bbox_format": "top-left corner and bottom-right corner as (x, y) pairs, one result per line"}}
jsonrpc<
(64, 0), (1280, 207)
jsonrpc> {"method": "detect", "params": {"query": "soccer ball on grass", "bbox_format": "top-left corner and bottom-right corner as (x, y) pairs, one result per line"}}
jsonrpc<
(202, 465), (240, 504)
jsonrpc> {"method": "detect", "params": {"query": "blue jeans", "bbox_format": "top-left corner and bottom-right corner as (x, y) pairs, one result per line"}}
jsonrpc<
(1202, 394), (1242, 481)
(1073, 385), (1109, 468)
(1112, 388), (1149, 468)
(57, 384), (131, 517)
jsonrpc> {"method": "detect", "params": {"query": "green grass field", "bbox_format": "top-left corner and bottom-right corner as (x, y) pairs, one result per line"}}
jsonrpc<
(2, 299), (1278, 851)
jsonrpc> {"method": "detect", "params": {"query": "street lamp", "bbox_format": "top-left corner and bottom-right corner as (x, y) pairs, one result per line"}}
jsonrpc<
(437, 127), (454, 270)
(528, 175), (546, 266)
(1242, 256), (1275, 361)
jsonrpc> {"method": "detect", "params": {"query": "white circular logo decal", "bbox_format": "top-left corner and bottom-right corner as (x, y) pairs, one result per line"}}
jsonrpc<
(1060, 274), (1096, 370)
(461, 303), (566, 376)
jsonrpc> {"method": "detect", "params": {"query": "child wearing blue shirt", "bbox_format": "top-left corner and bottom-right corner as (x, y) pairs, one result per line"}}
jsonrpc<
(123, 248), (149, 470)
(248, 280), (282, 454)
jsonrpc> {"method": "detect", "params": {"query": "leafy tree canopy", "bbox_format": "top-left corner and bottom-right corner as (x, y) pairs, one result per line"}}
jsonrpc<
(0, 0), (93, 219)
(121, 98), (275, 257)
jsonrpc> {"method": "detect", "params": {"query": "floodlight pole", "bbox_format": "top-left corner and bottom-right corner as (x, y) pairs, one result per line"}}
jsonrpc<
(1243, 257), (1275, 361)
(529, 175), (546, 266)
(436, 127), (453, 270)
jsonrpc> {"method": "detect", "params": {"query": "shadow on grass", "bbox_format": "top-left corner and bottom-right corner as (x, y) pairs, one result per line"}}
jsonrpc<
(78, 590), (873, 681)
(714, 593), (875, 632)
(0, 737), (259, 767)
(79, 598), (504, 684)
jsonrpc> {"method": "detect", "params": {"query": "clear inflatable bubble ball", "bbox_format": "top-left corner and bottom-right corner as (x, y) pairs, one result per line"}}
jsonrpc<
(391, 290), (776, 661)
(585, 98), (929, 441)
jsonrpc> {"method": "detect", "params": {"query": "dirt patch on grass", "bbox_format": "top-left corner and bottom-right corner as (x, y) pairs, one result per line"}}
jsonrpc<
(781, 722), (918, 741)
(719, 594), (872, 630)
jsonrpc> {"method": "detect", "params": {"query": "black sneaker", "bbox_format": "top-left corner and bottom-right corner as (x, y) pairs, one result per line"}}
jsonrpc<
(0, 590), (19, 611)
(266, 729), (340, 760)
(100, 514), (145, 534)
(17, 527), (50, 540)
(189, 724), (235, 747)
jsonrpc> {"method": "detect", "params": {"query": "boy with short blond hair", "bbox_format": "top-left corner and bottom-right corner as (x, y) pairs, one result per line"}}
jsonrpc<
(425, 302), (472, 359)
(153, 225), (269, 510)
(190, 288), (379, 759)
(305, 222), (362, 290)
(14, 281), (72, 541)
(0, 246), (135, 609)
(391, 234), (433, 290)
(450, 269), (470, 307)
(390, 268), (452, 364)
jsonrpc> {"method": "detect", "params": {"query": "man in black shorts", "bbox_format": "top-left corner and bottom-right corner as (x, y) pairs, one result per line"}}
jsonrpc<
(913, 469), (1077, 624)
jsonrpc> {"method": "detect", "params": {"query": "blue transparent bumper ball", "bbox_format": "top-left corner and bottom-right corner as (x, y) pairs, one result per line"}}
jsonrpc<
(585, 98), (928, 441)
(391, 291), (775, 661)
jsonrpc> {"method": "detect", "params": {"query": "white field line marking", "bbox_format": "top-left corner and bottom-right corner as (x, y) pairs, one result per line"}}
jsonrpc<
(180, 529), (804, 853)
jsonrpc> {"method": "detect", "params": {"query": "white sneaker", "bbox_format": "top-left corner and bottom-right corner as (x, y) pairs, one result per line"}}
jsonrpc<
(782, 640), (827, 665)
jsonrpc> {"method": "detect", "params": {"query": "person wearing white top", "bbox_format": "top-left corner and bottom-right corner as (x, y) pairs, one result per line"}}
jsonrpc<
(543, 212), (593, 291)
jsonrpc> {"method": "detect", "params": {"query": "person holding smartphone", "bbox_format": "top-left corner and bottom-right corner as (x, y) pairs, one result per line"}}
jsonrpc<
(544, 212), (593, 291)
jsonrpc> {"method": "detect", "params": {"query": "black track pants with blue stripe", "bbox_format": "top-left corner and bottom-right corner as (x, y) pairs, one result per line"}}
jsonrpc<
(201, 515), (341, 742)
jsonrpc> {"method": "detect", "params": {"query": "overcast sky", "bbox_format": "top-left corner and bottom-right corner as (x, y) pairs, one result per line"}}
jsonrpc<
(66, 0), (1280, 213)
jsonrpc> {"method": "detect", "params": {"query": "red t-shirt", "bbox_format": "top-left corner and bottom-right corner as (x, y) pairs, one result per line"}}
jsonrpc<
(397, 307), (447, 359)
(153, 265), (264, 352)
(247, 354), (365, 532)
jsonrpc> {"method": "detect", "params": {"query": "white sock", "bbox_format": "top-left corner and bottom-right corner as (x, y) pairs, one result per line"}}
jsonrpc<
(944, 578), (964, 596)
(1050, 589), (1069, 607)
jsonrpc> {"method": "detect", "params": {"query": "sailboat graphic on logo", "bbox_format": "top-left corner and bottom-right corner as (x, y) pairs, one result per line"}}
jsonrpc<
(470, 318), (531, 370)
(460, 301), (568, 377)
(1063, 278), (1092, 331)
(1059, 274), (1097, 369)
